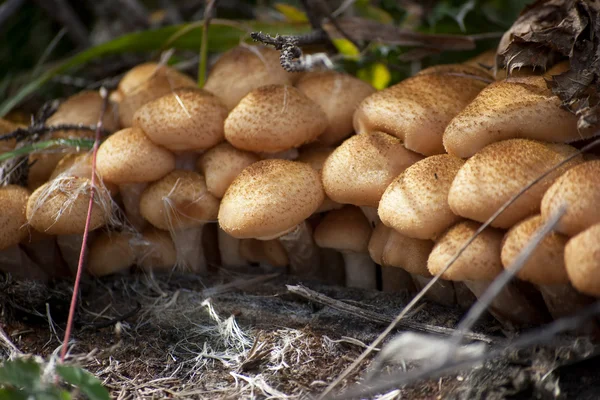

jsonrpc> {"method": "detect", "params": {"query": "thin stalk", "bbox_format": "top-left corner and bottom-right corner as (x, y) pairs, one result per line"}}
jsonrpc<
(198, 0), (217, 87)
(0, 139), (94, 162)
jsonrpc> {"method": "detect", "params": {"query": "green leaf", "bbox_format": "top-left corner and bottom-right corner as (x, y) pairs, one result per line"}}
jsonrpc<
(0, 389), (28, 400)
(357, 62), (391, 90)
(0, 21), (310, 118)
(274, 4), (308, 23)
(355, 0), (394, 24)
(0, 359), (42, 389)
(331, 39), (360, 60)
(56, 365), (109, 400)
(0, 139), (94, 162)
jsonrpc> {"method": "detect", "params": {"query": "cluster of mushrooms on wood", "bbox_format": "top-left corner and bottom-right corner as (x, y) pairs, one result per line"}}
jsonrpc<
(1, 45), (600, 331)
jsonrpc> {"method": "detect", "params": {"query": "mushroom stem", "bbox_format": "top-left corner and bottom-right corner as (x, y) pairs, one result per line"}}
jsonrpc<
(56, 233), (95, 274)
(342, 252), (377, 289)
(21, 237), (69, 278)
(119, 183), (148, 232)
(278, 221), (320, 277)
(381, 266), (415, 293)
(259, 148), (299, 160)
(453, 281), (477, 310)
(536, 283), (594, 319)
(411, 274), (457, 306)
(172, 226), (207, 274)
(318, 248), (346, 286)
(360, 206), (380, 228)
(0, 245), (48, 281)
(218, 228), (246, 268)
(174, 152), (200, 171)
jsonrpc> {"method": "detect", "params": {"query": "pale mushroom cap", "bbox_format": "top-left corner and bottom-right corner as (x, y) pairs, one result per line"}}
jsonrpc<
(0, 185), (30, 250)
(322, 132), (424, 207)
(136, 229), (177, 271)
(295, 71), (376, 146)
(118, 62), (196, 127)
(297, 147), (342, 213)
(50, 153), (119, 196)
(48, 90), (119, 136)
(379, 154), (465, 240)
(133, 88), (228, 152)
(443, 76), (584, 158)
(204, 46), (294, 110)
(196, 142), (260, 198)
(541, 160), (600, 236)
(353, 72), (488, 156)
(218, 159), (324, 239)
(368, 222), (433, 276)
(313, 206), (372, 253)
(224, 85), (328, 153)
(448, 139), (583, 229)
(239, 238), (289, 267)
(564, 223), (600, 296)
(96, 127), (176, 184)
(87, 232), (136, 277)
(140, 170), (220, 231)
(501, 215), (570, 285)
(428, 220), (505, 281)
(417, 63), (494, 81)
(26, 177), (110, 235)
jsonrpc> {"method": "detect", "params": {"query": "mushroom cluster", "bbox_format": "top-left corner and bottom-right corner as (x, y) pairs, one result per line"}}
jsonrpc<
(3, 45), (598, 330)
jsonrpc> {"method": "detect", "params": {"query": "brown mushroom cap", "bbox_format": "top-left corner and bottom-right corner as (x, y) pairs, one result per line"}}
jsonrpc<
(96, 127), (176, 184)
(26, 177), (111, 235)
(322, 132), (424, 207)
(295, 71), (375, 146)
(196, 142), (260, 199)
(224, 85), (328, 153)
(428, 220), (505, 281)
(139, 170), (220, 231)
(501, 215), (570, 285)
(564, 223), (600, 296)
(313, 206), (371, 253)
(133, 88), (228, 152)
(118, 62), (196, 127)
(136, 228), (177, 271)
(204, 46), (294, 110)
(50, 153), (119, 196)
(218, 159), (324, 239)
(379, 154), (465, 240)
(353, 70), (488, 155)
(443, 76), (584, 158)
(0, 185), (30, 250)
(417, 63), (494, 81)
(87, 232), (136, 277)
(541, 160), (600, 236)
(239, 238), (289, 267)
(448, 139), (582, 229)
(297, 147), (342, 213)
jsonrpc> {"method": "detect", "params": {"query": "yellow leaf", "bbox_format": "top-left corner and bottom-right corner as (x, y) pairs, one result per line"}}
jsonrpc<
(358, 62), (391, 90)
(274, 4), (308, 23)
(331, 38), (360, 60)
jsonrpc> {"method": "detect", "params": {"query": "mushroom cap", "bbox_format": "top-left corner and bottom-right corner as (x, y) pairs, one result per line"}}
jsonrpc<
(26, 177), (110, 235)
(224, 85), (328, 153)
(0, 185), (30, 250)
(239, 238), (289, 267)
(353, 71), (488, 155)
(541, 160), (600, 236)
(379, 154), (465, 240)
(118, 62), (196, 127)
(140, 170), (220, 231)
(417, 63), (494, 81)
(218, 159), (324, 239)
(196, 142), (260, 198)
(48, 90), (119, 136)
(204, 46), (294, 110)
(136, 228), (177, 271)
(96, 127), (176, 184)
(295, 71), (376, 146)
(428, 220), (505, 281)
(50, 153), (119, 196)
(501, 215), (570, 285)
(313, 205), (371, 253)
(87, 232), (136, 277)
(443, 76), (584, 158)
(564, 223), (600, 296)
(133, 88), (228, 152)
(448, 139), (582, 229)
(322, 132), (424, 207)
(368, 222), (434, 276)
(297, 147), (342, 213)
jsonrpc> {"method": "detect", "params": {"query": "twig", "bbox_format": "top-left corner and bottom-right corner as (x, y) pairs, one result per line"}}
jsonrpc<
(251, 31), (331, 72)
(0, 324), (22, 355)
(287, 285), (499, 344)
(79, 302), (141, 330)
(59, 87), (108, 363)
(198, 0), (217, 87)
(0, 124), (104, 142)
(201, 273), (281, 297)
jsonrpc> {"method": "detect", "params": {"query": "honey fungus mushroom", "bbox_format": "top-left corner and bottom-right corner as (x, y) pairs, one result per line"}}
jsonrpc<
(218, 159), (324, 276)
(564, 223), (600, 297)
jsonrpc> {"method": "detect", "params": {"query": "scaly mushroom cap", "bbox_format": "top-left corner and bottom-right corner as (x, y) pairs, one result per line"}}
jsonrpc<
(50, 153), (119, 196)
(0, 185), (30, 250)
(379, 154), (465, 240)
(118, 62), (196, 127)
(295, 71), (376, 146)
(87, 232), (137, 277)
(204, 46), (294, 110)
(224, 85), (328, 153)
(140, 170), (220, 231)
(417, 63), (494, 81)
(297, 147), (342, 213)
(448, 139), (582, 229)
(0, 119), (18, 153)
(541, 160), (600, 236)
(96, 127), (176, 184)
(26, 177), (111, 235)
(428, 220), (505, 281)
(313, 206), (371, 253)
(443, 76), (584, 158)
(133, 88), (228, 152)
(218, 159), (324, 239)
(239, 238), (289, 267)
(353, 70), (488, 155)
(196, 142), (260, 199)
(564, 223), (600, 296)
(136, 229), (177, 271)
(368, 222), (433, 276)
(501, 215), (570, 285)
(322, 132), (424, 207)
